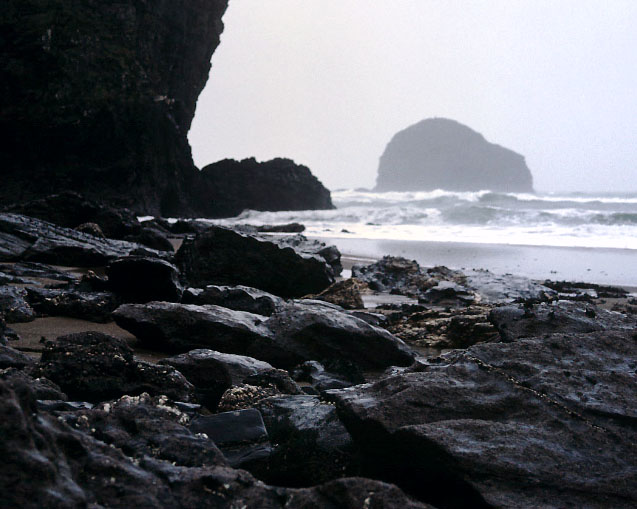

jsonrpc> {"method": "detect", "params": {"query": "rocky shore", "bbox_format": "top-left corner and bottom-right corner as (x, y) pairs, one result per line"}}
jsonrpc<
(1, 198), (635, 508)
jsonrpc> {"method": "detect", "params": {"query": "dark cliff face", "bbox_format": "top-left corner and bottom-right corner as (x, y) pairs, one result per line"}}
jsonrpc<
(196, 158), (334, 218)
(375, 118), (534, 193)
(0, 0), (228, 216)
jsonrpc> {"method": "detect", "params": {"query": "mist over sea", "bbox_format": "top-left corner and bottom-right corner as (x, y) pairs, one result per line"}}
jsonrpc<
(191, 189), (637, 287)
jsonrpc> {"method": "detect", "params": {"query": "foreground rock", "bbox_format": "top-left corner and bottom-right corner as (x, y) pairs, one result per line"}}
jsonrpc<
(175, 226), (336, 298)
(0, 375), (431, 508)
(0, 286), (35, 323)
(160, 349), (275, 410)
(329, 326), (637, 508)
(197, 158), (334, 217)
(309, 278), (365, 309)
(107, 256), (183, 303)
(26, 286), (120, 323)
(375, 117), (534, 192)
(182, 285), (284, 315)
(114, 301), (415, 370)
(0, 213), (160, 266)
(36, 332), (193, 403)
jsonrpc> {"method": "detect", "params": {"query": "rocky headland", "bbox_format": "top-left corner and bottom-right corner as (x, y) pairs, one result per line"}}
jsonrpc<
(375, 118), (534, 192)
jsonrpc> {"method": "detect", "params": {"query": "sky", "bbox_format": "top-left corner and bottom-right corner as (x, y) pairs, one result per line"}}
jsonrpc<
(188, 0), (637, 193)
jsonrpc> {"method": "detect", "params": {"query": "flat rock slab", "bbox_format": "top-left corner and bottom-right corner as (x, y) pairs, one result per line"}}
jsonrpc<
(114, 300), (415, 370)
(0, 213), (160, 266)
(329, 329), (637, 508)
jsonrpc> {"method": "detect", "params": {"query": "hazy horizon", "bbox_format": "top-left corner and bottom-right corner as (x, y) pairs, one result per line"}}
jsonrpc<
(189, 0), (637, 194)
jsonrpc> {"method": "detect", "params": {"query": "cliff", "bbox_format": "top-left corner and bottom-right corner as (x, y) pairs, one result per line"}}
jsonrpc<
(375, 118), (534, 193)
(0, 0), (228, 216)
(196, 158), (334, 217)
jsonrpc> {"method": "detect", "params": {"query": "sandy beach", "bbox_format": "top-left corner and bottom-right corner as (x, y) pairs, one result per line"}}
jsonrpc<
(315, 236), (637, 290)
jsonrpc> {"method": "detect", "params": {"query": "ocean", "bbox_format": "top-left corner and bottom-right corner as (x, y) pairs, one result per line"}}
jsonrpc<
(190, 189), (637, 287)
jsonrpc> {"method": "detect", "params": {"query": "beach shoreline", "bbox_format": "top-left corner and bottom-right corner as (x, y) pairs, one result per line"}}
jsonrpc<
(316, 236), (637, 291)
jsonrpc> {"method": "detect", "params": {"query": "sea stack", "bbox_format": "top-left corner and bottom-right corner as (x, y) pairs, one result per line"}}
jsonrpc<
(375, 118), (534, 193)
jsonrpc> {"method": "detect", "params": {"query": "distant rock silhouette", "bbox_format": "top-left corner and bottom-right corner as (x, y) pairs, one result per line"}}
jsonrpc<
(196, 158), (334, 217)
(375, 118), (534, 193)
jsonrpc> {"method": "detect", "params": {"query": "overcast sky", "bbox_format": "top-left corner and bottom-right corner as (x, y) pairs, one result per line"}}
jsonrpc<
(188, 0), (637, 193)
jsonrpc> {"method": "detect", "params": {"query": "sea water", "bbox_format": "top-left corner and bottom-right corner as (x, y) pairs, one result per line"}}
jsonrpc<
(181, 189), (637, 286)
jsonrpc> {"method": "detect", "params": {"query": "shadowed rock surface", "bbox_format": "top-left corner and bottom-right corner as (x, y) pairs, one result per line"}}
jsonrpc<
(197, 158), (334, 217)
(328, 326), (637, 508)
(1, 0), (229, 216)
(376, 118), (534, 192)
(182, 285), (285, 316)
(107, 256), (183, 303)
(175, 227), (336, 298)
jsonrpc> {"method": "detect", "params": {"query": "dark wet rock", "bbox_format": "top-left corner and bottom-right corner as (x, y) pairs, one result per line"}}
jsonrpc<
(421, 280), (475, 304)
(257, 223), (305, 233)
(328, 329), (637, 508)
(310, 278), (365, 309)
(189, 409), (271, 468)
(175, 226), (335, 298)
(256, 395), (358, 486)
(170, 219), (211, 235)
(1, 0), (229, 216)
(107, 256), (183, 303)
(64, 393), (227, 468)
(197, 158), (333, 217)
(386, 305), (500, 349)
(36, 400), (93, 413)
(489, 301), (636, 342)
(465, 269), (556, 304)
(0, 344), (35, 369)
(160, 349), (275, 410)
(124, 226), (174, 252)
(26, 286), (120, 323)
(4, 192), (142, 238)
(113, 302), (275, 356)
(0, 369), (428, 508)
(115, 301), (414, 370)
(0, 213), (160, 266)
(353, 256), (461, 297)
(271, 235), (343, 277)
(292, 361), (360, 392)
(375, 117), (534, 192)
(37, 332), (194, 403)
(0, 262), (77, 283)
(75, 222), (106, 238)
(182, 285), (284, 315)
(0, 368), (68, 401)
(218, 384), (283, 412)
(243, 368), (304, 396)
(265, 300), (415, 370)
(0, 286), (35, 323)
(543, 280), (629, 300)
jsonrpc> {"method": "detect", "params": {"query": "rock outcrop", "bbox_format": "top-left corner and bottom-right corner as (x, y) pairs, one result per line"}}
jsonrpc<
(375, 118), (534, 192)
(0, 0), (228, 216)
(195, 158), (334, 217)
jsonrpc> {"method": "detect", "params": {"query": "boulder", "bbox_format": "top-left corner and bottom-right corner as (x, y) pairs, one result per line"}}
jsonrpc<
(26, 286), (120, 323)
(107, 256), (183, 303)
(63, 393), (226, 468)
(114, 301), (415, 370)
(292, 361), (362, 392)
(160, 349), (275, 410)
(0, 286), (35, 323)
(189, 409), (271, 469)
(196, 158), (334, 217)
(256, 395), (358, 486)
(310, 278), (365, 309)
(0, 262), (77, 283)
(375, 118), (534, 192)
(0, 213), (161, 266)
(175, 226), (335, 298)
(0, 0), (229, 216)
(37, 332), (194, 403)
(257, 223), (305, 233)
(328, 329), (637, 508)
(182, 285), (284, 316)
(0, 345), (35, 370)
(489, 301), (636, 342)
